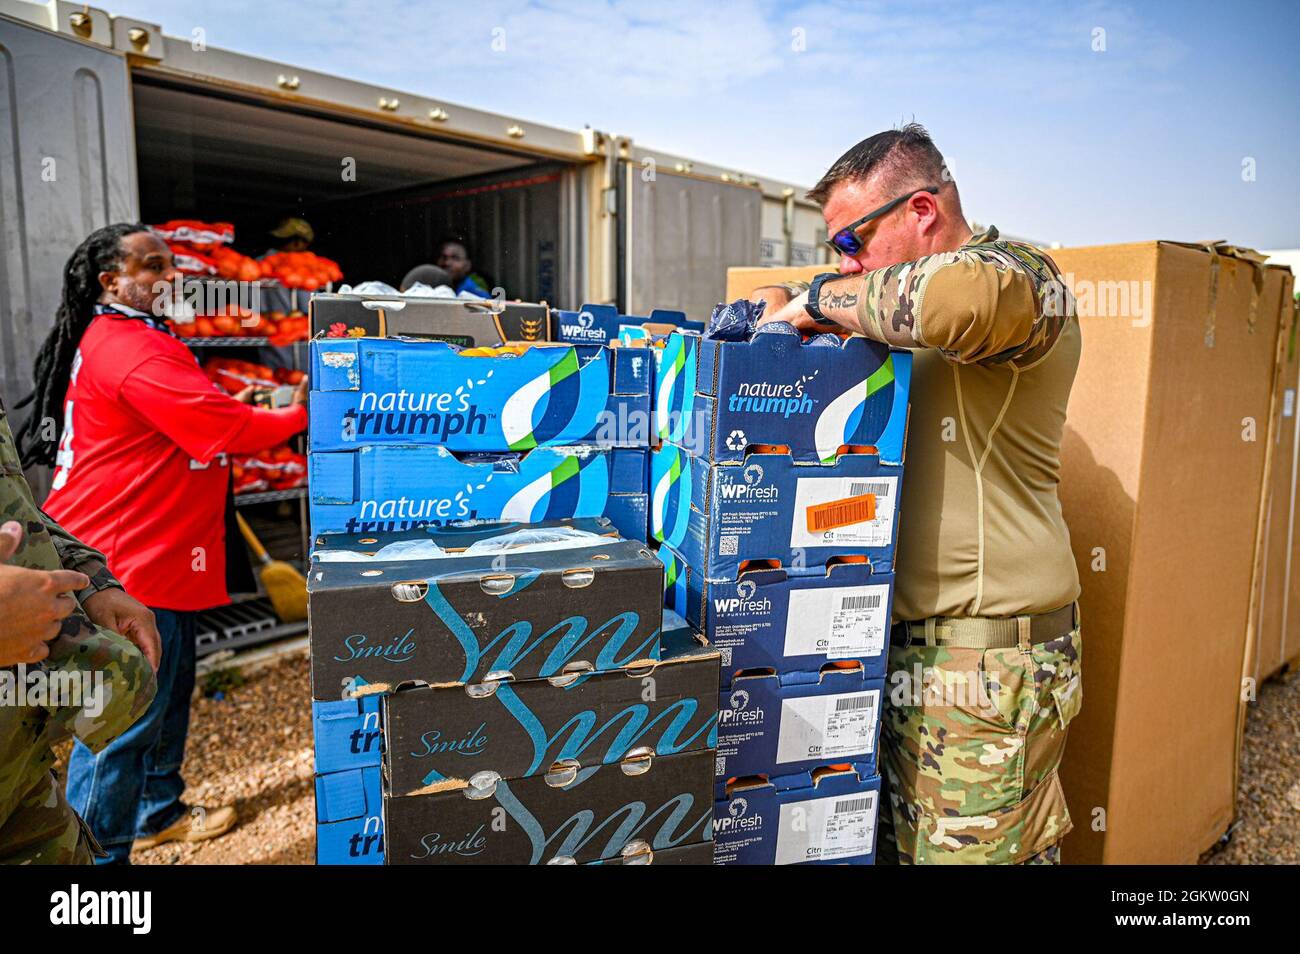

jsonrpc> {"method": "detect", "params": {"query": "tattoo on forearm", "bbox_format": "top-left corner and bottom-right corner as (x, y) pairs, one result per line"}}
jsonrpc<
(820, 289), (859, 311)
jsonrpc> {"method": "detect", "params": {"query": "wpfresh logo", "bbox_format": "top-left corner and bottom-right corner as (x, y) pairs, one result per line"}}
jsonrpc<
(720, 688), (764, 726)
(727, 373), (818, 418)
(718, 464), (778, 501)
(714, 797), (763, 835)
(559, 310), (608, 342)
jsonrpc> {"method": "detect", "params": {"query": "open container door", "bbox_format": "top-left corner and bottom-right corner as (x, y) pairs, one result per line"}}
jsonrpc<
(0, 13), (138, 413)
(619, 161), (761, 320)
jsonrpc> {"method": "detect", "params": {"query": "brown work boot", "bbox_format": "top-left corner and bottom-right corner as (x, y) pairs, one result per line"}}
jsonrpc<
(134, 805), (237, 849)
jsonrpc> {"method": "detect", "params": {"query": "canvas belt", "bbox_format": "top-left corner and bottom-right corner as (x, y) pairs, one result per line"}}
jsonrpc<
(890, 603), (1078, 650)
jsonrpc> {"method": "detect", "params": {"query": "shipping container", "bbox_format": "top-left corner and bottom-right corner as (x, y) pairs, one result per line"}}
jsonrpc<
(0, 0), (831, 412)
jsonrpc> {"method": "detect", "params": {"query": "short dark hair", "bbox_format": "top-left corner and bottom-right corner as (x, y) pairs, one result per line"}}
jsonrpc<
(438, 237), (471, 259)
(807, 123), (950, 207)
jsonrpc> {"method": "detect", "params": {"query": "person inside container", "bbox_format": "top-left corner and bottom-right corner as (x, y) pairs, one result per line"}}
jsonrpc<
(266, 216), (314, 255)
(14, 223), (309, 863)
(436, 238), (493, 299)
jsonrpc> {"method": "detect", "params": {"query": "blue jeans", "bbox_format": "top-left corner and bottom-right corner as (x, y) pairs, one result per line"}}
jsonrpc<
(66, 607), (197, 864)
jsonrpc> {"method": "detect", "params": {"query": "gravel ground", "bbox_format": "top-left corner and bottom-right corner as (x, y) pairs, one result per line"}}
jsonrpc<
(55, 649), (316, 866)
(1202, 666), (1300, 865)
(52, 646), (1300, 866)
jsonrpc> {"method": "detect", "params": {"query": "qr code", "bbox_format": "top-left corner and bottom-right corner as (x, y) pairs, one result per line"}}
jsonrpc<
(719, 647), (732, 666)
(719, 535), (739, 555)
(715, 755), (727, 775)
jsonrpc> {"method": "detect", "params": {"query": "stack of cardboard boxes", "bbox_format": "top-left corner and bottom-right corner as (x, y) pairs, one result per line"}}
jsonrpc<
(649, 327), (911, 864)
(309, 518), (720, 865)
(305, 296), (720, 864)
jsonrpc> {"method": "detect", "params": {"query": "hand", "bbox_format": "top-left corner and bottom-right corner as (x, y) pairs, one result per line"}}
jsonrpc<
(748, 285), (794, 310)
(231, 385), (257, 405)
(83, 588), (162, 672)
(754, 290), (818, 333)
(292, 377), (309, 407)
(0, 521), (88, 666)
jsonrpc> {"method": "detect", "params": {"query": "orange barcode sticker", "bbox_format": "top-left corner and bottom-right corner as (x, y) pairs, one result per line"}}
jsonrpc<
(806, 493), (876, 534)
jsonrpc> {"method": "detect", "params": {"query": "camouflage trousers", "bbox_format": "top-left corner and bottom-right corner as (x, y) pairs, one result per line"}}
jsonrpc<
(0, 773), (95, 865)
(880, 612), (1082, 865)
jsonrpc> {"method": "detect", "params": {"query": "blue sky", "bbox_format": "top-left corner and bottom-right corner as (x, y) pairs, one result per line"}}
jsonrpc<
(112, 0), (1299, 248)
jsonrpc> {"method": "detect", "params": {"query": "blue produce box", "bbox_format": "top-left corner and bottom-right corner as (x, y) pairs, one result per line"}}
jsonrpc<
(315, 766), (384, 865)
(651, 443), (903, 579)
(310, 338), (652, 451)
(714, 764), (880, 865)
(312, 694), (383, 774)
(553, 302), (701, 346)
(658, 543), (892, 684)
(716, 666), (884, 781)
(654, 331), (910, 464)
(309, 444), (648, 540)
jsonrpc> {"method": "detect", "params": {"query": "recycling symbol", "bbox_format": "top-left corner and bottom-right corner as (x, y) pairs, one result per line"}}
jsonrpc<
(726, 429), (747, 451)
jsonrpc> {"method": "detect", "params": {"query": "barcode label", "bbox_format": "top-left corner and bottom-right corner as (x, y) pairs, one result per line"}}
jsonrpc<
(777, 690), (879, 763)
(834, 797), (874, 814)
(835, 695), (873, 712)
(785, 583), (890, 660)
(775, 789), (878, 865)
(806, 494), (875, 533)
(790, 477), (898, 549)
(848, 481), (892, 497)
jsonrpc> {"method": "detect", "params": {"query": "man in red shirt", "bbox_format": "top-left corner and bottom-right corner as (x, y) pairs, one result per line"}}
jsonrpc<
(23, 224), (307, 862)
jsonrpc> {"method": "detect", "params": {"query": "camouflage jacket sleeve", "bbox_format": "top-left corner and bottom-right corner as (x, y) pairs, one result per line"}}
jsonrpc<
(40, 611), (157, 753)
(43, 510), (123, 605)
(854, 236), (1074, 366)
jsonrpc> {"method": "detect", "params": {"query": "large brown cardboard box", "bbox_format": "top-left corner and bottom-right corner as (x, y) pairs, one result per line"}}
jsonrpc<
(724, 264), (830, 302)
(727, 250), (1293, 863)
(1053, 242), (1292, 864)
(1252, 299), (1300, 682)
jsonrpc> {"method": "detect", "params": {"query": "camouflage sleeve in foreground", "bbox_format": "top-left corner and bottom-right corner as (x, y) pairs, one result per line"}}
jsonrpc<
(43, 510), (123, 604)
(854, 237), (1075, 366)
(39, 608), (157, 753)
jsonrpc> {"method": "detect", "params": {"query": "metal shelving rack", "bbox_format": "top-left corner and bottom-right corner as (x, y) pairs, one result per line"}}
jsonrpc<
(182, 280), (313, 657)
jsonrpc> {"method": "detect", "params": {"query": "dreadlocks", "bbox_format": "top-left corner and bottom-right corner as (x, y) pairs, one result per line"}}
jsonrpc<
(16, 222), (151, 468)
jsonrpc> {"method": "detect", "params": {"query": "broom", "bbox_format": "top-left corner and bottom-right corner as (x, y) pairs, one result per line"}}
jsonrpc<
(236, 512), (308, 623)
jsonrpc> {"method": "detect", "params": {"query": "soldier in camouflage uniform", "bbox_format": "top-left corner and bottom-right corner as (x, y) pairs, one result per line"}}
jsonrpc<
(756, 124), (1082, 864)
(0, 400), (157, 863)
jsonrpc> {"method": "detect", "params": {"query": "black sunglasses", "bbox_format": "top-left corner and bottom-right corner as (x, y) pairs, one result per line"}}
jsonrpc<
(825, 186), (940, 256)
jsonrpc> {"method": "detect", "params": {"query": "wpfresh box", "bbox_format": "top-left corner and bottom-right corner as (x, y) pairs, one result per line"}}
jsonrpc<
(383, 748), (713, 865)
(651, 443), (904, 579)
(383, 625), (719, 796)
(553, 302), (701, 346)
(716, 666), (884, 781)
(312, 695), (383, 774)
(308, 444), (648, 540)
(309, 293), (550, 345)
(315, 766), (384, 865)
(309, 338), (651, 451)
(307, 518), (663, 700)
(654, 331), (910, 464)
(658, 544), (892, 683)
(714, 764), (880, 866)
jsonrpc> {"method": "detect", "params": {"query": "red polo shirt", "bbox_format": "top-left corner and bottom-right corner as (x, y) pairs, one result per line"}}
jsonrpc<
(44, 311), (307, 611)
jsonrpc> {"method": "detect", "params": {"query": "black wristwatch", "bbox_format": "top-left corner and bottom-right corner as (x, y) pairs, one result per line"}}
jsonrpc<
(804, 273), (840, 327)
